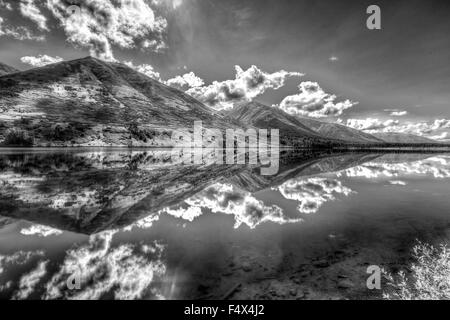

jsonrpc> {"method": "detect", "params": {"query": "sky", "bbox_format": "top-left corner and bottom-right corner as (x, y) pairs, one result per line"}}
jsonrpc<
(1, 0), (450, 140)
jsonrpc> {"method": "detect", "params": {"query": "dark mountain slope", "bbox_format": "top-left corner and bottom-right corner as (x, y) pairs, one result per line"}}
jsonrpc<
(225, 102), (341, 147)
(297, 117), (384, 144)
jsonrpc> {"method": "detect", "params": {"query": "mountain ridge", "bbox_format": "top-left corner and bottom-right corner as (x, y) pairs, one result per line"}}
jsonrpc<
(0, 57), (246, 147)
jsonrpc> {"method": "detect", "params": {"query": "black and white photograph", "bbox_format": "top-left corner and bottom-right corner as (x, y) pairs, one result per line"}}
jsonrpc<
(0, 0), (450, 307)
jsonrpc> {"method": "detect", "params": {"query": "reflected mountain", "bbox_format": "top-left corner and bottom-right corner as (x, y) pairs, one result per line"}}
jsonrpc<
(0, 149), (449, 234)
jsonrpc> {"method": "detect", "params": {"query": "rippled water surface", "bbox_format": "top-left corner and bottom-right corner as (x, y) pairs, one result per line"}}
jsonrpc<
(1, 149), (449, 300)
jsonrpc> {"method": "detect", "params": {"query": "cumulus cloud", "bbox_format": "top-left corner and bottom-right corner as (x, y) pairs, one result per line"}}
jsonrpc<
(166, 72), (204, 91)
(343, 156), (450, 180)
(183, 183), (302, 229)
(124, 61), (161, 81)
(163, 205), (203, 222)
(344, 118), (450, 139)
(13, 260), (49, 300)
(20, 0), (49, 31)
(20, 224), (63, 237)
(389, 180), (407, 186)
(0, 16), (45, 41)
(277, 81), (358, 118)
(390, 111), (408, 117)
(44, 230), (166, 300)
(20, 55), (64, 67)
(277, 177), (353, 214)
(46, 0), (168, 61)
(186, 65), (303, 110)
(429, 132), (450, 141)
(0, 250), (45, 274)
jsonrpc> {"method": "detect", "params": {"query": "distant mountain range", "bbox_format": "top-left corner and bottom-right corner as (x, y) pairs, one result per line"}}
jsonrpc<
(372, 132), (437, 144)
(0, 57), (443, 147)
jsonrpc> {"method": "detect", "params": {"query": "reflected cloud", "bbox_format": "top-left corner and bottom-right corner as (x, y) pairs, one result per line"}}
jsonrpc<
(20, 224), (63, 237)
(44, 230), (166, 300)
(343, 156), (450, 180)
(177, 183), (302, 229)
(0, 250), (45, 274)
(13, 260), (49, 300)
(277, 177), (353, 214)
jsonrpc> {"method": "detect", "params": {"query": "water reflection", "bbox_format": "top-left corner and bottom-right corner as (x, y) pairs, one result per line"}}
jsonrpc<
(1, 149), (450, 300)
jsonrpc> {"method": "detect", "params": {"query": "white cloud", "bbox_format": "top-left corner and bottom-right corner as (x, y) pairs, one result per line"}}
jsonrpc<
(429, 132), (450, 141)
(44, 230), (166, 300)
(344, 118), (450, 138)
(343, 156), (450, 180)
(124, 61), (161, 81)
(166, 72), (204, 91)
(277, 81), (358, 118)
(46, 0), (168, 61)
(0, 16), (45, 41)
(163, 206), (203, 222)
(390, 111), (408, 117)
(20, 0), (49, 31)
(184, 183), (302, 229)
(13, 260), (49, 300)
(20, 224), (63, 237)
(389, 180), (407, 186)
(186, 65), (303, 110)
(20, 55), (64, 67)
(278, 177), (353, 214)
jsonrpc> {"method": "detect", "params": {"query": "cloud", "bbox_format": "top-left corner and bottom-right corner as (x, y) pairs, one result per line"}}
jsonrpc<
(166, 72), (204, 91)
(19, 0), (49, 31)
(163, 205), (203, 222)
(123, 213), (160, 231)
(186, 65), (303, 110)
(20, 55), (64, 67)
(0, 250), (45, 274)
(0, 16), (45, 41)
(390, 111), (408, 117)
(343, 156), (450, 179)
(124, 61), (161, 81)
(183, 183), (302, 229)
(13, 260), (49, 300)
(389, 180), (407, 186)
(20, 224), (63, 237)
(344, 118), (450, 138)
(277, 81), (358, 118)
(277, 177), (353, 214)
(46, 0), (168, 61)
(429, 132), (450, 141)
(0, 0), (12, 10)
(44, 230), (166, 300)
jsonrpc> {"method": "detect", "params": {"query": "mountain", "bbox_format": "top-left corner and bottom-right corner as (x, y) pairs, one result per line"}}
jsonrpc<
(296, 117), (384, 144)
(0, 149), (381, 234)
(373, 132), (439, 144)
(224, 101), (341, 147)
(226, 102), (384, 145)
(0, 57), (243, 147)
(0, 62), (19, 76)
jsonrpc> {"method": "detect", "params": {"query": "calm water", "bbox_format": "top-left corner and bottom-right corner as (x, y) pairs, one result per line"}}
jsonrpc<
(0, 149), (449, 300)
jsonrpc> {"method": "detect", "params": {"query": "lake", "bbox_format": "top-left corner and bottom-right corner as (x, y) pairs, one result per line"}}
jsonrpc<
(0, 148), (449, 300)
